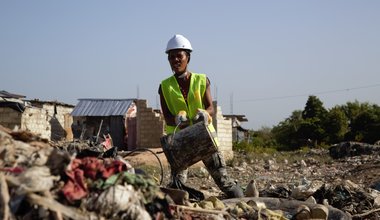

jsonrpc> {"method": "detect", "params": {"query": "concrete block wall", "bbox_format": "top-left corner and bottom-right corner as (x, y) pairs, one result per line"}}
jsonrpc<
(21, 107), (51, 139)
(0, 107), (22, 129)
(136, 100), (165, 148)
(0, 103), (74, 140)
(33, 102), (74, 140)
(33, 103), (74, 141)
(51, 105), (73, 140)
(213, 105), (234, 161)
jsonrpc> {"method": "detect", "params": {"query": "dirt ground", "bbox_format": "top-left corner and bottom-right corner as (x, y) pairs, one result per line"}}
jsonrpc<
(125, 147), (380, 196)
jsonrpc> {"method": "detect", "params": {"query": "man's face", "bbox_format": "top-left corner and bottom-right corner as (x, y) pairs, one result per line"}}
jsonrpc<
(168, 49), (189, 74)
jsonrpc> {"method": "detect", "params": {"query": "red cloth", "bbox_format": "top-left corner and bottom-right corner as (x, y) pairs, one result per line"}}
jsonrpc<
(61, 157), (128, 202)
(0, 167), (24, 174)
(61, 167), (87, 202)
(81, 157), (103, 179)
(102, 160), (127, 178)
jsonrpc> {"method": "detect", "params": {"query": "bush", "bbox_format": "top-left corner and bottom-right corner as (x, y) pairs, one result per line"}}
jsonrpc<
(233, 140), (277, 154)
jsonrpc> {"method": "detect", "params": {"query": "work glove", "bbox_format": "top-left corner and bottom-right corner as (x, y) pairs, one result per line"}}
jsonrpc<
(175, 110), (188, 126)
(193, 109), (212, 125)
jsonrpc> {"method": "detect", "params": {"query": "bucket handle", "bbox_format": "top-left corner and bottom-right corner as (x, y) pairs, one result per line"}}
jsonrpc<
(170, 121), (182, 145)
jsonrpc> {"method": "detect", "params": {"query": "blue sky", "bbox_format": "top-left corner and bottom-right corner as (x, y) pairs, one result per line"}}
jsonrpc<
(1, 1), (379, 129)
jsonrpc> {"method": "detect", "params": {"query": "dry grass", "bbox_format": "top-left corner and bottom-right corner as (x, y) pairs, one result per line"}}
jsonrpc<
(228, 147), (334, 167)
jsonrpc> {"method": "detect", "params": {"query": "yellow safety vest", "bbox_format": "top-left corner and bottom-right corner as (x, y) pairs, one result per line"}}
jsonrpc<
(161, 73), (219, 146)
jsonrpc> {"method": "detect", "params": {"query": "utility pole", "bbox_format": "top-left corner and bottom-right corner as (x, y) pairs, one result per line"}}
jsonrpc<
(136, 85), (140, 99)
(156, 94), (160, 109)
(214, 86), (218, 101)
(230, 92), (234, 114)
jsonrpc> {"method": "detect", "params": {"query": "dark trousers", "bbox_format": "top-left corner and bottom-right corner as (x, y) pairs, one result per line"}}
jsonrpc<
(171, 151), (235, 193)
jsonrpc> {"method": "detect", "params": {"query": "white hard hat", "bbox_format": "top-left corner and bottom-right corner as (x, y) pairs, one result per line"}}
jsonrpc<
(165, 34), (193, 53)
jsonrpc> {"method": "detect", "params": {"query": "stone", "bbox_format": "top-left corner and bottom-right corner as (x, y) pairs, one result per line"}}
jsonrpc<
(245, 179), (259, 197)
(311, 204), (329, 220)
(295, 204), (311, 220)
(306, 196), (317, 204)
(300, 160), (307, 168)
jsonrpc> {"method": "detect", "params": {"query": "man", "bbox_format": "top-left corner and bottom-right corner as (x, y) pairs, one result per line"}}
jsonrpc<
(158, 34), (243, 198)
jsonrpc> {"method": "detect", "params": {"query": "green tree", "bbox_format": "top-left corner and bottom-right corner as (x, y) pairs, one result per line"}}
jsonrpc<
(298, 118), (325, 146)
(272, 98), (379, 149)
(325, 107), (349, 143)
(251, 126), (277, 148)
(302, 95), (328, 120)
(340, 101), (370, 125)
(298, 96), (327, 146)
(348, 104), (380, 143)
(272, 110), (303, 150)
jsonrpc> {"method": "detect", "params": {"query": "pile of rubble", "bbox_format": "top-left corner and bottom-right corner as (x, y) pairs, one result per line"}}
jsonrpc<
(0, 125), (378, 219)
(186, 146), (380, 219)
(0, 125), (166, 219)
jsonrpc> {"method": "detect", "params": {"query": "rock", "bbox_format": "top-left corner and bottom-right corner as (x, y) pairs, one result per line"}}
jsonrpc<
(295, 204), (311, 220)
(230, 205), (244, 216)
(291, 180), (324, 200)
(194, 167), (209, 178)
(311, 204), (329, 220)
(305, 157), (318, 165)
(300, 177), (311, 185)
(306, 196), (317, 204)
(206, 196), (225, 210)
(234, 166), (245, 172)
(160, 187), (189, 205)
(236, 201), (254, 212)
(374, 195), (380, 208)
(245, 179), (259, 197)
(199, 200), (214, 210)
(264, 159), (279, 171)
(210, 187), (219, 193)
(300, 160), (307, 168)
(266, 159), (276, 166)
(329, 141), (380, 159)
(246, 200), (266, 210)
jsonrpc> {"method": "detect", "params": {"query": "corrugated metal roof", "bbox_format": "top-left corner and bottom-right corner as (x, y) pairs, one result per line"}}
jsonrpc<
(0, 90), (26, 99)
(71, 99), (135, 116)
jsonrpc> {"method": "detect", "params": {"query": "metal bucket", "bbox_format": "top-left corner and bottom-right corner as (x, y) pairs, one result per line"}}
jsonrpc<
(160, 122), (218, 172)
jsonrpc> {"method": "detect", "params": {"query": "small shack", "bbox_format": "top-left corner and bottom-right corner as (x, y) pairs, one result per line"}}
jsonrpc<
(0, 90), (74, 141)
(71, 99), (165, 150)
(223, 114), (249, 143)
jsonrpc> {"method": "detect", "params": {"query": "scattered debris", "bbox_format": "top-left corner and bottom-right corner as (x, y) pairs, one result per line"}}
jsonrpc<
(329, 141), (380, 159)
(1, 125), (380, 219)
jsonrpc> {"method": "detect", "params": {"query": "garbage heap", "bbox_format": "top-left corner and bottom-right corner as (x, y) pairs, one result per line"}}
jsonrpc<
(0, 125), (167, 219)
(0, 125), (364, 219)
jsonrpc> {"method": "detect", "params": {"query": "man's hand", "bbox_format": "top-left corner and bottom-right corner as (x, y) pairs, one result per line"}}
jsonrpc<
(194, 109), (212, 125)
(175, 110), (188, 125)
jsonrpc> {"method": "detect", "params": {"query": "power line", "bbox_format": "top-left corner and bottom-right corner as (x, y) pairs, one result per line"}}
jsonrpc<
(238, 83), (380, 103)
